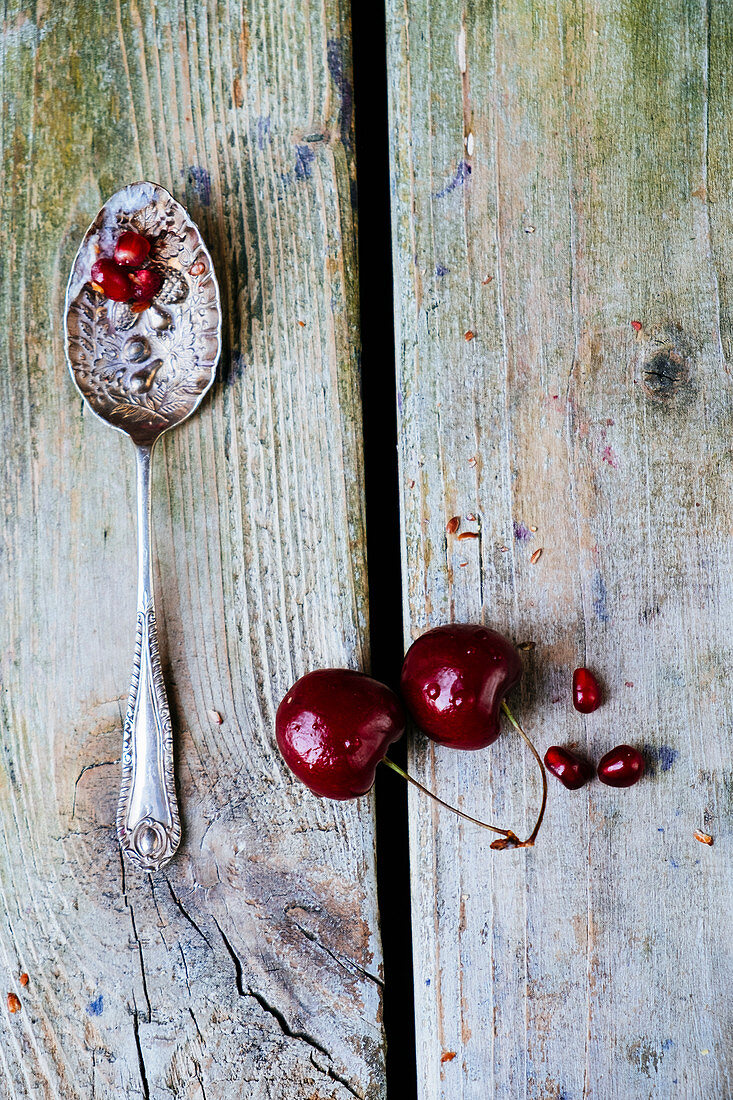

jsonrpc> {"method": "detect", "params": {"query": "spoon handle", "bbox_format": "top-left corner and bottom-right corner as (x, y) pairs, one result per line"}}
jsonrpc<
(116, 443), (181, 871)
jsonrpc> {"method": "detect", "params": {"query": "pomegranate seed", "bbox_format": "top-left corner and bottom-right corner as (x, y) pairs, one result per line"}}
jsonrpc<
(572, 667), (602, 713)
(544, 745), (593, 790)
(130, 300), (152, 314)
(90, 258), (133, 302)
(114, 230), (151, 267)
(597, 745), (645, 787)
(129, 267), (163, 301)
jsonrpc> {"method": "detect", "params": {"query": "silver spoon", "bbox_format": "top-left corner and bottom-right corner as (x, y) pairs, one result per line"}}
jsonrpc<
(64, 182), (222, 871)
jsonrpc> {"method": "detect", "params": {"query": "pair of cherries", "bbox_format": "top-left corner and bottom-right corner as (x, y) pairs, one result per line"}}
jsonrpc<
(545, 667), (645, 789)
(90, 230), (162, 309)
(277, 624), (521, 800)
(277, 624), (546, 849)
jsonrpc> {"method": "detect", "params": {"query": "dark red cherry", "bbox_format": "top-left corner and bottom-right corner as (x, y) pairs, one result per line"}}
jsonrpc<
(544, 745), (593, 790)
(90, 258), (133, 302)
(129, 267), (163, 301)
(597, 745), (645, 787)
(400, 624), (522, 749)
(114, 230), (151, 267)
(572, 667), (602, 713)
(276, 669), (405, 799)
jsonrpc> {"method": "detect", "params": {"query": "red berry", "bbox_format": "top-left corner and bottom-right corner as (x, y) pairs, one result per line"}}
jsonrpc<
(276, 669), (405, 799)
(597, 745), (645, 787)
(114, 230), (151, 267)
(544, 746), (593, 790)
(90, 258), (133, 302)
(572, 667), (602, 713)
(400, 624), (522, 749)
(129, 267), (163, 301)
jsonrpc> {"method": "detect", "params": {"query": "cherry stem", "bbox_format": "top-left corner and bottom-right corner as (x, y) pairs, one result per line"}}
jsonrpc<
(500, 700), (547, 847)
(381, 756), (520, 842)
(381, 702), (548, 850)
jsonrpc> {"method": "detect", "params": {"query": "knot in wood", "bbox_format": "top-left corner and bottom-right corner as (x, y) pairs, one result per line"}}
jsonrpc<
(638, 321), (694, 403)
(642, 348), (689, 400)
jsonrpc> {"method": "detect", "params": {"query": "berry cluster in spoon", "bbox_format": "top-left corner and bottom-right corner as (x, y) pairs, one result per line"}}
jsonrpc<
(90, 230), (162, 310)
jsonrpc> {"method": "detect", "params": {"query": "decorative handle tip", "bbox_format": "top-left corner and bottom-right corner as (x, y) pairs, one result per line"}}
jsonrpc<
(121, 817), (178, 872)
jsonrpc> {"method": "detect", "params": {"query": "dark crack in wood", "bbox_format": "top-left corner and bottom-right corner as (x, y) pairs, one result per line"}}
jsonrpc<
(288, 915), (384, 987)
(71, 758), (119, 819)
(310, 1052), (365, 1100)
(246, 986), (331, 1060)
(213, 918), (340, 1067)
(213, 917), (244, 996)
(165, 877), (212, 947)
(194, 1057), (208, 1100)
(178, 942), (191, 996)
(129, 906), (152, 1023)
(119, 851), (152, 1023)
(131, 993), (150, 1100)
(188, 1007), (204, 1045)
(147, 875), (169, 949)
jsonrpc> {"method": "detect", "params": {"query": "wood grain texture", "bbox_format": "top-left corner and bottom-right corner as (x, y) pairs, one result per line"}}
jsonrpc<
(0, 2), (384, 1097)
(386, 0), (732, 1097)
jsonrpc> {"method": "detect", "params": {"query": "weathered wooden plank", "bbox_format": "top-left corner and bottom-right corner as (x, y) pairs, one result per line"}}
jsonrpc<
(386, 0), (732, 1096)
(0, 2), (384, 1097)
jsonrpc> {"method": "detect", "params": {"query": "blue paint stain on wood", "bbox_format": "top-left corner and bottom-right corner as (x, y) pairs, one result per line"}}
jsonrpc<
(513, 520), (531, 540)
(186, 166), (211, 206)
(257, 116), (271, 150)
(433, 160), (471, 199)
(592, 571), (610, 622)
(295, 144), (315, 180)
(658, 745), (678, 771)
(86, 994), (103, 1016)
(327, 38), (353, 147)
(643, 743), (679, 775)
(222, 354), (248, 388)
(435, 264), (449, 277)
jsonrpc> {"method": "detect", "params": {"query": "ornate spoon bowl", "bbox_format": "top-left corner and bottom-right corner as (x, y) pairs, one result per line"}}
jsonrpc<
(64, 182), (221, 871)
